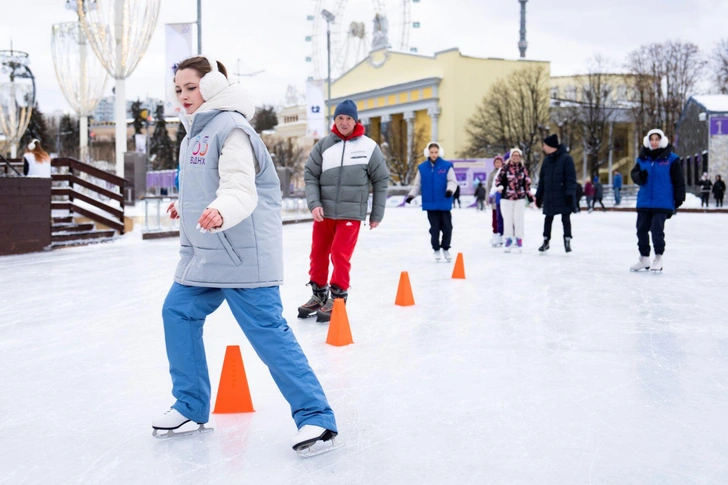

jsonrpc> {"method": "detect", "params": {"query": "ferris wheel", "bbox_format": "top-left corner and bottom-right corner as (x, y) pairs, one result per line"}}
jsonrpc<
(306, 0), (420, 81)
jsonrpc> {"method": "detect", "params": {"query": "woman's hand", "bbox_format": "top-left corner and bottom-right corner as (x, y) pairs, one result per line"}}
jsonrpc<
(166, 202), (179, 220)
(197, 208), (223, 232)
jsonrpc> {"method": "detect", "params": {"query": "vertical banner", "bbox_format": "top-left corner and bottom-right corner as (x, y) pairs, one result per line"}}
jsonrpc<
(164, 23), (193, 116)
(306, 79), (326, 138)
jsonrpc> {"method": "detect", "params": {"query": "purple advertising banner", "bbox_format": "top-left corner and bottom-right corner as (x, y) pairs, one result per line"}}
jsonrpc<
(710, 116), (728, 136)
(451, 159), (494, 195)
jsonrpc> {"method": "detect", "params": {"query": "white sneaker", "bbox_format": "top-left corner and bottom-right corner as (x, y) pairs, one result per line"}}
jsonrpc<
(152, 408), (191, 430)
(442, 250), (452, 262)
(433, 249), (442, 261)
(651, 255), (663, 272)
(630, 256), (651, 272)
(292, 425), (336, 451)
(493, 234), (503, 247)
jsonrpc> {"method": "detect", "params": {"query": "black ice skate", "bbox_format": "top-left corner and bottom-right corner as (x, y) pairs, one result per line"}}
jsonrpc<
(564, 237), (572, 253)
(538, 238), (550, 252)
(298, 282), (329, 319)
(292, 425), (342, 457)
(316, 286), (347, 322)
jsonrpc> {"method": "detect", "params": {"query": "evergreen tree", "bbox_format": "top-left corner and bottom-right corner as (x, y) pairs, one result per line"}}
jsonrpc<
(174, 120), (187, 166)
(150, 104), (176, 170)
(20, 103), (55, 153)
(58, 114), (80, 158)
(253, 105), (278, 133)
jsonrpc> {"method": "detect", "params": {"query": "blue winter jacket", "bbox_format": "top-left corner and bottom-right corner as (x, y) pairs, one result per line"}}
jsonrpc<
(418, 157), (453, 211)
(612, 173), (622, 189)
(632, 146), (686, 212)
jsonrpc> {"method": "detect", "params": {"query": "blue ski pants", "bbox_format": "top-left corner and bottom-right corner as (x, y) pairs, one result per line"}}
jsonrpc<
(162, 282), (337, 432)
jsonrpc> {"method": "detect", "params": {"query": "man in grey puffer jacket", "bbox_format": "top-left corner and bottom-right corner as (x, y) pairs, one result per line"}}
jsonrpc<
(298, 100), (389, 322)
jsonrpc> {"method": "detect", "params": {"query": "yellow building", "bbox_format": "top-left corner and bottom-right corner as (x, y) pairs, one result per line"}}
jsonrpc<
(327, 47), (550, 159)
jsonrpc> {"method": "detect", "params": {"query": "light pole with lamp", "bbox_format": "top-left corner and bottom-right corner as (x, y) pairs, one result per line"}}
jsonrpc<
(321, 9), (335, 133)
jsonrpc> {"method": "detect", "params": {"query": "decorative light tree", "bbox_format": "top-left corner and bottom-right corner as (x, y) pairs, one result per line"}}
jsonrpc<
(0, 48), (35, 158)
(77, 0), (161, 177)
(52, 18), (109, 162)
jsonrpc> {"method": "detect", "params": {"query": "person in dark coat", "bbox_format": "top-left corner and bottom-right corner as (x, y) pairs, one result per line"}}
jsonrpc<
(574, 182), (584, 212)
(713, 174), (726, 207)
(593, 176), (606, 211)
(698, 173), (712, 207)
(453, 184), (462, 208)
(629, 128), (686, 272)
(474, 180), (487, 211)
(535, 134), (577, 253)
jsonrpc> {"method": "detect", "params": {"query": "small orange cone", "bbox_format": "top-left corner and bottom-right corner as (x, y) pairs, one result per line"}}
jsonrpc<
(452, 252), (466, 279)
(325, 299), (354, 347)
(395, 271), (415, 306)
(213, 345), (255, 414)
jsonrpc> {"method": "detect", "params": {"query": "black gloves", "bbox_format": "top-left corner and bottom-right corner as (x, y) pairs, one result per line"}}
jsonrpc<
(565, 195), (573, 207)
(405, 195), (414, 204)
(535, 198), (542, 208)
(445, 190), (453, 198)
(634, 170), (648, 186)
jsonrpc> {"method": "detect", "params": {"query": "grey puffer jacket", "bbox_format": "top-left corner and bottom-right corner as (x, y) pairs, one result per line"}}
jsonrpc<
(304, 125), (390, 222)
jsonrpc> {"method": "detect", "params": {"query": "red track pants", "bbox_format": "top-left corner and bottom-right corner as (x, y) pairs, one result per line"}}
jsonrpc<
(309, 218), (361, 290)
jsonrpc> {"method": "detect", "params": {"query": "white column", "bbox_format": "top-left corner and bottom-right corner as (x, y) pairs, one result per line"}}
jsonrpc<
(607, 121), (614, 185)
(80, 116), (89, 162)
(114, 0), (126, 177)
(80, 32), (89, 163)
(582, 125), (588, 181)
(428, 106), (441, 141)
(404, 111), (415, 162)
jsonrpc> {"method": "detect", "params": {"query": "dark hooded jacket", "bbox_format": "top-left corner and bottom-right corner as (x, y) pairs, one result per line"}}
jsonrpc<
(535, 144), (577, 216)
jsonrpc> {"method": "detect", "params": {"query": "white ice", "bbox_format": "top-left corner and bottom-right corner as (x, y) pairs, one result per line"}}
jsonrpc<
(2, 207), (727, 484)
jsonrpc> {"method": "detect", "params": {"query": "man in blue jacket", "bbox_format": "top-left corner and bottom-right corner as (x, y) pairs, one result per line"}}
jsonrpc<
(629, 129), (686, 272)
(406, 141), (458, 262)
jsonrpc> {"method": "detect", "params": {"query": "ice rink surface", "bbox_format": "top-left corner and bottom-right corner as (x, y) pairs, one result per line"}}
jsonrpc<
(2, 207), (727, 484)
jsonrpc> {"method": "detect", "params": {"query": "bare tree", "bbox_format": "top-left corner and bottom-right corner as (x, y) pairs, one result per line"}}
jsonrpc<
(381, 121), (427, 185)
(710, 38), (728, 94)
(461, 65), (550, 174)
(264, 136), (306, 181)
(626, 40), (706, 140)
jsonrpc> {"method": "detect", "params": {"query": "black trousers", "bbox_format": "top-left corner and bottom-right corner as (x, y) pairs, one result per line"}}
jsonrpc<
(543, 213), (572, 239)
(701, 193), (710, 207)
(636, 211), (668, 256)
(427, 210), (453, 251)
(717, 195), (724, 207)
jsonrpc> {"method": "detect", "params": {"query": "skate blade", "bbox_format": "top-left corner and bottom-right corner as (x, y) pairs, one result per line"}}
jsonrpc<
(298, 309), (319, 319)
(296, 439), (344, 458)
(153, 424), (213, 440)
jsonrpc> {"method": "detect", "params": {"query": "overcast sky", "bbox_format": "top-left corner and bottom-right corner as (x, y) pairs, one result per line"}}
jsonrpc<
(3, 0), (727, 114)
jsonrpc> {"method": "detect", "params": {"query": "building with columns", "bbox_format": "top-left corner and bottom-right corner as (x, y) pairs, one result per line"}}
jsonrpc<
(326, 47), (549, 163)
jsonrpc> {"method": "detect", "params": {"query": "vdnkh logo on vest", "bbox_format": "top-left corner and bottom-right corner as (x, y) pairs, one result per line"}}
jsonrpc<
(190, 135), (210, 165)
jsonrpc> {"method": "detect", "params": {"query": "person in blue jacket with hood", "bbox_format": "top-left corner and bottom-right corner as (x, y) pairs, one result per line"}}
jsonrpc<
(406, 141), (458, 262)
(629, 128), (686, 273)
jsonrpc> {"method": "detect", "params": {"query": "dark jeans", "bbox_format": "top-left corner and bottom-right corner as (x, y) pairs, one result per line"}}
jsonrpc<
(427, 210), (453, 251)
(701, 193), (710, 207)
(717, 195), (724, 207)
(636, 211), (667, 256)
(594, 197), (605, 210)
(543, 213), (572, 239)
(614, 187), (621, 205)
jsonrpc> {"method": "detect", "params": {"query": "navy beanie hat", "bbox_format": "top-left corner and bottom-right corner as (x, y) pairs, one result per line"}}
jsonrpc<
(544, 134), (559, 148)
(334, 100), (358, 121)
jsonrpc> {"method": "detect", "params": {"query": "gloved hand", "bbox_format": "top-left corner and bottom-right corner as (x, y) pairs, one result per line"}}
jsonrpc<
(445, 190), (453, 198)
(405, 195), (414, 204)
(675, 200), (683, 209)
(535, 198), (542, 209)
(565, 195), (573, 207)
(636, 170), (648, 185)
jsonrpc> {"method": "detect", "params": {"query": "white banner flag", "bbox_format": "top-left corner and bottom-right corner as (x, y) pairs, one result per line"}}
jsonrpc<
(164, 23), (193, 117)
(306, 80), (326, 138)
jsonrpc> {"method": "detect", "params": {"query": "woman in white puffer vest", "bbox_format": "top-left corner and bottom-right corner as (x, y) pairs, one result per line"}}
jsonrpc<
(153, 56), (338, 455)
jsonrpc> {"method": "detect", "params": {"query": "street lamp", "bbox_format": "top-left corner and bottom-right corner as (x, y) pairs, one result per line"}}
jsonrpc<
(0, 48), (35, 158)
(321, 9), (335, 133)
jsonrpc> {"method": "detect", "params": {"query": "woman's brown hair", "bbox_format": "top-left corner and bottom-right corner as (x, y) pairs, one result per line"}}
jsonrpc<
(25, 139), (50, 163)
(175, 57), (228, 79)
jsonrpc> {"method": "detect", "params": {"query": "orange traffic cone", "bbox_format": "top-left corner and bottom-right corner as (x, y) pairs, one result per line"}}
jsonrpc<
(325, 298), (354, 347)
(452, 252), (466, 279)
(395, 271), (415, 306)
(213, 345), (255, 414)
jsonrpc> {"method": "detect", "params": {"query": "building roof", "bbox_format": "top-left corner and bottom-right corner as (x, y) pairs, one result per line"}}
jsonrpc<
(691, 95), (728, 113)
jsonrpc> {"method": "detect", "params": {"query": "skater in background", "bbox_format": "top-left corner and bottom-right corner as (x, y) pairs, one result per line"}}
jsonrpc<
(698, 173), (712, 207)
(713, 174), (725, 207)
(575, 181), (584, 213)
(22, 139), (51, 178)
(453, 184), (462, 208)
(486, 155), (504, 246)
(157, 56), (337, 453)
(593, 176), (606, 211)
(629, 128), (686, 272)
(406, 141), (458, 262)
(535, 134), (576, 253)
(584, 178), (595, 212)
(495, 148), (533, 253)
(300, 99), (389, 322)
(612, 170), (623, 206)
(474, 179), (487, 211)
